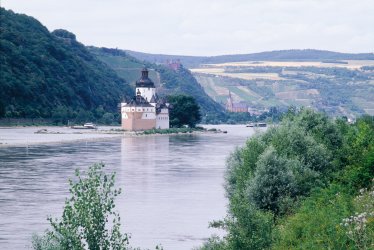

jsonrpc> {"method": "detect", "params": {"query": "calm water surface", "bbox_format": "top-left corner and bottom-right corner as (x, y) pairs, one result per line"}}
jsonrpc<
(0, 125), (258, 249)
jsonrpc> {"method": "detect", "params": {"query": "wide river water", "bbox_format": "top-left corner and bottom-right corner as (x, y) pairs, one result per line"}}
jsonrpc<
(0, 125), (259, 249)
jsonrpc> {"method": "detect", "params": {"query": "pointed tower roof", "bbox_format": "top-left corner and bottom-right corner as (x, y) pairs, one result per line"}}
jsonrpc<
(150, 94), (157, 103)
(136, 67), (155, 88)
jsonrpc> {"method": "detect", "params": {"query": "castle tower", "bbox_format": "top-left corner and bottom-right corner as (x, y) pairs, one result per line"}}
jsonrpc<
(135, 68), (156, 102)
(121, 95), (156, 131)
(121, 68), (169, 131)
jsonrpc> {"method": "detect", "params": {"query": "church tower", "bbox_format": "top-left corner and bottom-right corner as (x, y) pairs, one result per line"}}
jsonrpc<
(226, 90), (234, 112)
(135, 68), (156, 102)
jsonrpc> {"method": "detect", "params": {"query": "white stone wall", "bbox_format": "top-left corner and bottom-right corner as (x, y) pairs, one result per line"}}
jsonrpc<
(121, 104), (156, 120)
(121, 102), (169, 130)
(156, 108), (169, 129)
(136, 87), (156, 102)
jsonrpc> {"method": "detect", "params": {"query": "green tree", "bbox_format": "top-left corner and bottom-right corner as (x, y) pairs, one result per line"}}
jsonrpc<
(246, 147), (297, 214)
(209, 109), (361, 249)
(101, 112), (115, 125)
(94, 105), (106, 120)
(75, 109), (94, 123)
(33, 163), (129, 250)
(0, 100), (5, 118)
(226, 202), (273, 250)
(51, 106), (69, 125)
(167, 94), (201, 128)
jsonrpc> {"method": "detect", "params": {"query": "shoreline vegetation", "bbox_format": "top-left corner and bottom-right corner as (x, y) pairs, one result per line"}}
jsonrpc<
(0, 126), (227, 147)
(198, 109), (374, 250)
(135, 127), (226, 135)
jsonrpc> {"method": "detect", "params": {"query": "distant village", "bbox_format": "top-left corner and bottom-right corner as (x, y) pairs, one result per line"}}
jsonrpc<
(225, 90), (268, 115)
(164, 59), (268, 116)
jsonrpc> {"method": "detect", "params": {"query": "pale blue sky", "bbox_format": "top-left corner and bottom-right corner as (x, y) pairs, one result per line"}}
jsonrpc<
(2, 0), (374, 56)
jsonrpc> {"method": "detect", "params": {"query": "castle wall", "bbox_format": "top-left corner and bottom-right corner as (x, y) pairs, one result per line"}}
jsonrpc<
(122, 111), (156, 131)
(156, 114), (169, 129)
(156, 108), (169, 129)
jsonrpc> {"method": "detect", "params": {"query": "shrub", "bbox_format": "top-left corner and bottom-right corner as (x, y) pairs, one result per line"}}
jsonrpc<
(33, 163), (129, 250)
(273, 185), (353, 249)
(224, 147), (245, 199)
(168, 94), (201, 128)
(341, 184), (374, 249)
(201, 111), (374, 250)
(194, 235), (227, 250)
(246, 147), (297, 214)
(101, 112), (115, 125)
(226, 202), (273, 250)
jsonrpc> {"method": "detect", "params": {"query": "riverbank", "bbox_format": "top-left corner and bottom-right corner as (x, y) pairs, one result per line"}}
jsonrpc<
(0, 126), (229, 147)
(124, 127), (226, 136)
(0, 126), (123, 147)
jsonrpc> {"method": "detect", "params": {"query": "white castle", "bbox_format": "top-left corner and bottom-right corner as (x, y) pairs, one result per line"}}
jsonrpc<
(120, 68), (169, 131)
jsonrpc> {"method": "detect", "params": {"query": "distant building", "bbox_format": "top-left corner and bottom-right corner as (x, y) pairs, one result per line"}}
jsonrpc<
(121, 68), (169, 131)
(165, 59), (181, 71)
(247, 107), (268, 116)
(226, 91), (248, 112)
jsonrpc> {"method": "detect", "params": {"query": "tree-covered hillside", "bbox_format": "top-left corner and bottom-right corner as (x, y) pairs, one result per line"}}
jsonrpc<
(0, 8), (133, 122)
(88, 47), (226, 119)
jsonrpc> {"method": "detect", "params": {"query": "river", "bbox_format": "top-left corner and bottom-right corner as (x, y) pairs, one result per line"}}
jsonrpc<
(0, 125), (259, 249)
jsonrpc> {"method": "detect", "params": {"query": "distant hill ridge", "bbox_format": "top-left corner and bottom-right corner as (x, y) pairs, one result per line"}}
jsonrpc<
(126, 49), (374, 68)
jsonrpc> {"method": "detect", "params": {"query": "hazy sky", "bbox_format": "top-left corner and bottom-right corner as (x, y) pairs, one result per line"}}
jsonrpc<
(2, 0), (374, 56)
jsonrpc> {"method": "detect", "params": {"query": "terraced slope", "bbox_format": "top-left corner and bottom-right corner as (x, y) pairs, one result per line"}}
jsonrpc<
(191, 60), (374, 117)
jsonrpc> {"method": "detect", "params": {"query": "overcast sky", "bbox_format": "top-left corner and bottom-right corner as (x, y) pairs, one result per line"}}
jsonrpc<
(2, 0), (374, 56)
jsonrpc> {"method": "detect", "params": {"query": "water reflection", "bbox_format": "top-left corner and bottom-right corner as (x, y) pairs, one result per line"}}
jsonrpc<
(0, 125), (255, 249)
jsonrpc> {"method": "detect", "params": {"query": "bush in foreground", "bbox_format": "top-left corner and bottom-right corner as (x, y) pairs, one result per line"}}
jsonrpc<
(199, 109), (374, 250)
(33, 163), (129, 250)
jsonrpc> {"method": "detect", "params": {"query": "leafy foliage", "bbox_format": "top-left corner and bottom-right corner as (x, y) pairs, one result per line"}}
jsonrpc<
(194, 235), (227, 250)
(33, 163), (129, 250)
(225, 202), (273, 250)
(246, 147), (297, 213)
(199, 109), (374, 250)
(273, 185), (354, 249)
(167, 94), (201, 127)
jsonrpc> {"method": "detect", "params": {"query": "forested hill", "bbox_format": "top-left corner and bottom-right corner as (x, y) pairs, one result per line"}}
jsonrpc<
(126, 49), (374, 68)
(0, 8), (133, 120)
(88, 47), (226, 117)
